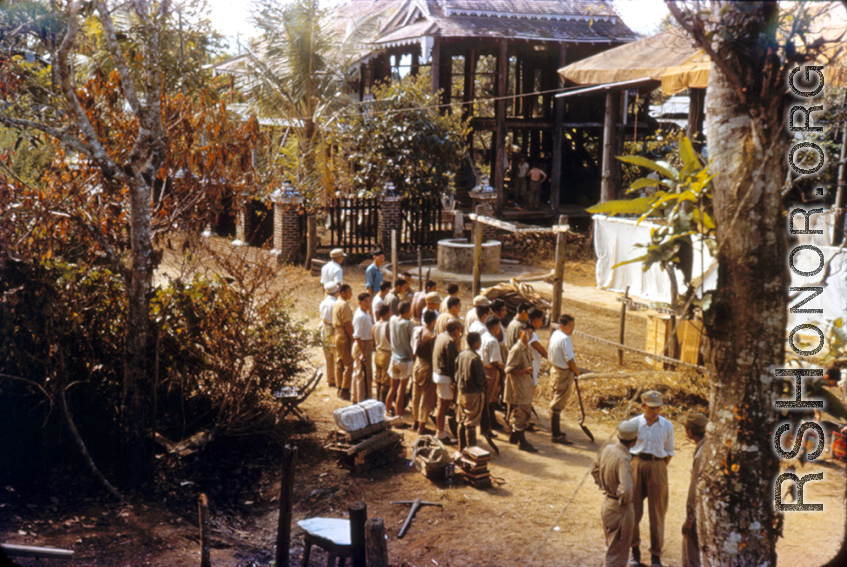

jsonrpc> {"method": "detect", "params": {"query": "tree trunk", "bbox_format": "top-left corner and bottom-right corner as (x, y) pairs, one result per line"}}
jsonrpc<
(697, 61), (788, 566)
(120, 177), (155, 487)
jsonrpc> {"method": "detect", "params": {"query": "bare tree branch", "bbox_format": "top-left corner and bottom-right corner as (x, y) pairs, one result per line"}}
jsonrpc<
(96, 1), (144, 118)
(665, 0), (748, 104)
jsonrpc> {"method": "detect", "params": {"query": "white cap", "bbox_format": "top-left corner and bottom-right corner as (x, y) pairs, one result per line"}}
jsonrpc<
(330, 248), (345, 258)
(618, 420), (639, 441)
(324, 282), (339, 293)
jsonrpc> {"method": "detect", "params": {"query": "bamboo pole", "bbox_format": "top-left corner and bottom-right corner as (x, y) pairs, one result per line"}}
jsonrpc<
(417, 246), (423, 291)
(391, 230), (398, 283)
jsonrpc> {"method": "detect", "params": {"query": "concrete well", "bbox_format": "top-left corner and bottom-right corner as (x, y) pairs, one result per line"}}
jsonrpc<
(437, 238), (501, 274)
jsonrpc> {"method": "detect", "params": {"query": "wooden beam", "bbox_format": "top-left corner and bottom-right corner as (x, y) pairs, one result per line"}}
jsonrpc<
(494, 40), (508, 215)
(600, 90), (620, 202)
(472, 205), (483, 297)
(468, 213), (568, 234)
(550, 42), (567, 211)
(551, 214), (568, 322)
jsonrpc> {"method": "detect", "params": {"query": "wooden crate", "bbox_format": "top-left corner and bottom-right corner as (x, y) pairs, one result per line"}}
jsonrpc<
(677, 320), (704, 365)
(644, 314), (673, 369)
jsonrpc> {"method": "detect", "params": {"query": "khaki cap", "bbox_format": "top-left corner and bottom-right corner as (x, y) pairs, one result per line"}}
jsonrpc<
(324, 282), (338, 293)
(618, 420), (639, 441)
(330, 248), (345, 258)
(641, 390), (664, 407)
(682, 411), (708, 434)
(473, 295), (490, 307)
(425, 292), (442, 304)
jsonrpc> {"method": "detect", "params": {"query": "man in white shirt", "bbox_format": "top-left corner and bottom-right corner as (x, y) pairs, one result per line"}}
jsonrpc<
(320, 248), (344, 289)
(464, 295), (489, 336)
(528, 308), (547, 386)
(548, 314), (579, 445)
(319, 283), (339, 388)
(625, 391), (675, 567)
(469, 304), (490, 336)
(371, 280), (391, 322)
(351, 292), (374, 403)
(479, 316), (505, 436)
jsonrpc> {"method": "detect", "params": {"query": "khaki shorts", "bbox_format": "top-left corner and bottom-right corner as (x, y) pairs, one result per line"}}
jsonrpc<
(436, 381), (453, 400)
(389, 360), (414, 381)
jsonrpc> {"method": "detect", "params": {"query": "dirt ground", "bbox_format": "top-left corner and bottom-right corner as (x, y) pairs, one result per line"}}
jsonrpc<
(2, 247), (845, 567)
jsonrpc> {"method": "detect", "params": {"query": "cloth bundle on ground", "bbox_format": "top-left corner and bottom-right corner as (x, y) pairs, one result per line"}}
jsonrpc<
(482, 278), (551, 322)
(412, 436), (453, 479)
(332, 400), (385, 432)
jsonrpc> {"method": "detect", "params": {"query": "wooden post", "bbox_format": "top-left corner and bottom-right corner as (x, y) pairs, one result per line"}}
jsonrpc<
(349, 502), (368, 567)
(834, 114), (847, 245)
(391, 230), (398, 283)
(472, 205), (484, 297)
(430, 38), (441, 98)
(618, 286), (630, 366)
(600, 90), (621, 202)
(550, 42), (567, 212)
(417, 246), (423, 291)
(551, 215), (568, 322)
(199, 493), (211, 567)
(365, 518), (389, 567)
(494, 40), (508, 215)
(275, 445), (297, 567)
(305, 215), (317, 270)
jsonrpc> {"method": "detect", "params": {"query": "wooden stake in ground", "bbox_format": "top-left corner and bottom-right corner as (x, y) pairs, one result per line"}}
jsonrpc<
(472, 205), (484, 297)
(417, 246), (423, 291)
(365, 518), (389, 567)
(275, 445), (298, 567)
(349, 502), (368, 567)
(198, 493), (211, 567)
(305, 215), (317, 270)
(618, 286), (630, 366)
(551, 215), (568, 322)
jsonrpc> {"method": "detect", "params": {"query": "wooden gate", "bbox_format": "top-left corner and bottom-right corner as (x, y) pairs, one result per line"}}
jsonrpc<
(321, 196), (380, 255)
(401, 196), (448, 251)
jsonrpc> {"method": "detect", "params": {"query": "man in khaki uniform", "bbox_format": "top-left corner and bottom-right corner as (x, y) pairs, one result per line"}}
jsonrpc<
(505, 302), (532, 348)
(548, 314), (580, 444)
(681, 412), (708, 567)
(319, 282), (339, 388)
(412, 310), (438, 434)
(456, 332), (487, 450)
(504, 322), (537, 452)
(332, 284), (355, 401)
(626, 391), (675, 567)
(592, 421), (639, 567)
(351, 292), (374, 403)
(372, 304), (392, 403)
(435, 296), (461, 335)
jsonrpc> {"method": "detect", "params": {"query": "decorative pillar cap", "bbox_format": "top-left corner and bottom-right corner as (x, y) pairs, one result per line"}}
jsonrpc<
(469, 175), (497, 199)
(271, 180), (304, 204)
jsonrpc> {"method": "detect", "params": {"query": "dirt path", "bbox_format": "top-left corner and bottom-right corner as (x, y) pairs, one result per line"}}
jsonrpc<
(3, 248), (844, 567)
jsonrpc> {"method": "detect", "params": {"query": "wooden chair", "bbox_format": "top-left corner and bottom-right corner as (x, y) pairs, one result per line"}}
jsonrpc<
(275, 368), (323, 423)
(297, 518), (352, 567)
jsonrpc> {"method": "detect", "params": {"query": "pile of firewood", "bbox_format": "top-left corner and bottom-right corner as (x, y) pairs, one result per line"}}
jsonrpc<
(497, 230), (588, 262)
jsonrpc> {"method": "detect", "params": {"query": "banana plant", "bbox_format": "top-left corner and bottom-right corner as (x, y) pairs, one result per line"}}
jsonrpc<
(587, 135), (717, 316)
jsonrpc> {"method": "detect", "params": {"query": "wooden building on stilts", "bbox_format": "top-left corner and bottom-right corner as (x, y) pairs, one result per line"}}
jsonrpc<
(339, 0), (641, 218)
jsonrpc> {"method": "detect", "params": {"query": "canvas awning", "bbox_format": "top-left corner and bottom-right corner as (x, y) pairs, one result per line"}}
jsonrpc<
(560, 8), (847, 95)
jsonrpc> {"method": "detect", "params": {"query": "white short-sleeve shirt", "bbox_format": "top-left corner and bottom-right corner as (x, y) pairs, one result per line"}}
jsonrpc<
(320, 261), (343, 288)
(627, 414), (675, 458)
(548, 329), (575, 369)
(352, 307), (374, 340)
(529, 331), (541, 384)
(319, 295), (337, 327)
(470, 320), (487, 336)
(372, 293), (386, 317)
(479, 331), (502, 368)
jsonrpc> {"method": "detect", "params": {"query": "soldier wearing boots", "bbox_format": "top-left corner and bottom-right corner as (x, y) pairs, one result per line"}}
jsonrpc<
(504, 322), (538, 452)
(372, 304), (392, 403)
(456, 332), (487, 450)
(548, 314), (579, 445)
(479, 316), (505, 435)
(592, 420), (639, 567)
(433, 318), (462, 445)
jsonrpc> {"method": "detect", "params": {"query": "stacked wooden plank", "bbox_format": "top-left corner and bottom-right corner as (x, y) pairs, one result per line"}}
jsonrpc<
(458, 446), (492, 488)
(324, 404), (404, 472)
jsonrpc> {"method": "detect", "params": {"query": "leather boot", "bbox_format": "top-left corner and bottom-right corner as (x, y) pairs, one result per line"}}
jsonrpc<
(467, 427), (477, 448)
(551, 412), (573, 445)
(489, 404), (504, 430)
(518, 430), (539, 453)
(508, 431), (519, 445)
(458, 425), (467, 451)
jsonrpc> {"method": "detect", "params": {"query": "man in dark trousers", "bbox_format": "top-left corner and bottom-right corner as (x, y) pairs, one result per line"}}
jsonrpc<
(681, 412), (707, 567)
(456, 332), (487, 450)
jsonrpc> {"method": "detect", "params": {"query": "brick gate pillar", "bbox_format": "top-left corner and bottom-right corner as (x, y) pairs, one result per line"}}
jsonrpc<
(232, 192), (249, 247)
(271, 181), (305, 264)
(378, 182), (402, 252)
